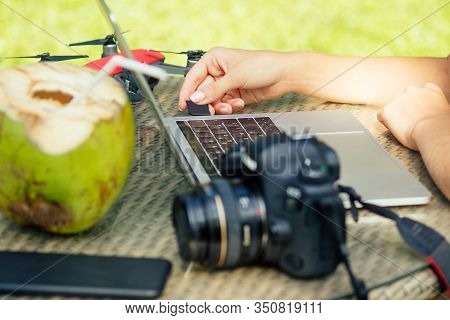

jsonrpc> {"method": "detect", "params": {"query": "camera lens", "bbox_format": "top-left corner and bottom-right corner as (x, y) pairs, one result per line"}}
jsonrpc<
(172, 179), (268, 268)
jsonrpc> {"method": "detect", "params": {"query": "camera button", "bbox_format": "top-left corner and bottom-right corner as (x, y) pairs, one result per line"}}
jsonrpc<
(284, 254), (304, 271)
(269, 218), (292, 244)
(286, 187), (303, 213)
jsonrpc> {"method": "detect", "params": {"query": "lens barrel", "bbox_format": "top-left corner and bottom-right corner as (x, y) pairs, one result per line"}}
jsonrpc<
(172, 179), (267, 269)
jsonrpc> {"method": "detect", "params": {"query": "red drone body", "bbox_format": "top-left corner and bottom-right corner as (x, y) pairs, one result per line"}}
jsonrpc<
(84, 49), (165, 75)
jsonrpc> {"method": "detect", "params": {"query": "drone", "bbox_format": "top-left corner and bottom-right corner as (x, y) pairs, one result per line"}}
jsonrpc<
(4, 33), (205, 103)
(68, 33), (206, 103)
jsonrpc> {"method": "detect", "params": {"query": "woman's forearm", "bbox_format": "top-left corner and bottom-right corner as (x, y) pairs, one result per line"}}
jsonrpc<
(413, 115), (450, 200)
(282, 52), (449, 107)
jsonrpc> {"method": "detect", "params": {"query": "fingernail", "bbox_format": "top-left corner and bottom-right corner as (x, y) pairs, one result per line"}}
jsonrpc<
(235, 100), (245, 108)
(190, 91), (205, 103)
(220, 106), (229, 113)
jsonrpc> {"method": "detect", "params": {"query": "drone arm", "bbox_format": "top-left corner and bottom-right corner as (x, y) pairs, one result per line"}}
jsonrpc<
(154, 62), (188, 76)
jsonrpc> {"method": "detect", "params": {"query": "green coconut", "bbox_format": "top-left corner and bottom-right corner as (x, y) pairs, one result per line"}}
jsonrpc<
(0, 62), (135, 234)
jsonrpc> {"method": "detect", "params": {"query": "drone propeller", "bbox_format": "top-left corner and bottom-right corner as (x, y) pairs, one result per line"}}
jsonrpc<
(149, 49), (206, 58)
(146, 50), (206, 76)
(69, 31), (130, 47)
(69, 35), (115, 47)
(3, 53), (89, 62)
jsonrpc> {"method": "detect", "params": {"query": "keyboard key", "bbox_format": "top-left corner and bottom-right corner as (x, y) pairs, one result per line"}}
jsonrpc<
(206, 125), (224, 132)
(198, 137), (217, 144)
(255, 117), (273, 126)
(217, 136), (235, 143)
(205, 148), (224, 159)
(219, 141), (236, 150)
(203, 143), (221, 150)
(208, 127), (229, 135)
(188, 120), (207, 128)
(237, 118), (255, 124)
(264, 126), (281, 134)
(231, 131), (249, 140)
(213, 134), (232, 141)
(191, 126), (211, 133)
(205, 119), (225, 126)
(194, 131), (214, 138)
(176, 121), (189, 131)
(222, 119), (241, 128)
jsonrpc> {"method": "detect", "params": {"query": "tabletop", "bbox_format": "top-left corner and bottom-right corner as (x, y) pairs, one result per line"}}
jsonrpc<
(0, 77), (448, 300)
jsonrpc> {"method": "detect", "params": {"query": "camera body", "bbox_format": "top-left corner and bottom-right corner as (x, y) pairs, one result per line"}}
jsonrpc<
(173, 133), (347, 278)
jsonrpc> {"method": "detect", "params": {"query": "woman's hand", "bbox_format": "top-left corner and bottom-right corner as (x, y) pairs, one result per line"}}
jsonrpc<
(178, 47), (290, 114)
(377, 83), (450, 150)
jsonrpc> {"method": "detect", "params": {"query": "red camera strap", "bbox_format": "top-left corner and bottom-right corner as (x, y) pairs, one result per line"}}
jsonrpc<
(339, 185), (450, 296)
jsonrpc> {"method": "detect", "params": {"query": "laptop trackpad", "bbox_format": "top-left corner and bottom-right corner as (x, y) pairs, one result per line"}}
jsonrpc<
(317, 133), (429, 205)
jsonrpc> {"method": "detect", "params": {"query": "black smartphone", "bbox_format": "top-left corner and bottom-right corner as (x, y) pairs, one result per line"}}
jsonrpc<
(0, 251), (171, 299)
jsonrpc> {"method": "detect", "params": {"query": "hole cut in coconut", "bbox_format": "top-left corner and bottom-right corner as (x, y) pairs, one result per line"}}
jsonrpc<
(32, 90), (74, 106)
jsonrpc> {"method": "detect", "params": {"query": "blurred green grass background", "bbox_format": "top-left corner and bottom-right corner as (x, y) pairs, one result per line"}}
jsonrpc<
(0, 0), (448, 69)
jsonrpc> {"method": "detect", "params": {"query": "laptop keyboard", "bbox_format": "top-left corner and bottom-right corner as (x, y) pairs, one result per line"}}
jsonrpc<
(176, 117), (281, 175)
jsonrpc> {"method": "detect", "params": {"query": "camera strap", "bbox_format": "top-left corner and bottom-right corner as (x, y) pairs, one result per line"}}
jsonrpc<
(338, 185), (450, 297)
(317, 195), (369, 300)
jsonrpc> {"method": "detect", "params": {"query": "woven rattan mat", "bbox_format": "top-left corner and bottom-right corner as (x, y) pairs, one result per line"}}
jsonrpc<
(0, 77), (448, 299)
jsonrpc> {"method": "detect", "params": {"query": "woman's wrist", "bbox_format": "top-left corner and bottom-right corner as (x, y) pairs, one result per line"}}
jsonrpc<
(278, 51), (324, 96)
(276, 51), (307, 93)
(412, 112), (450, 150)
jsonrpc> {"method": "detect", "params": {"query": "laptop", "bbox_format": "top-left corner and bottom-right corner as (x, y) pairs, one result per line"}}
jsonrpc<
(165, 111), (430, 207)
(99, 0), (431, 207)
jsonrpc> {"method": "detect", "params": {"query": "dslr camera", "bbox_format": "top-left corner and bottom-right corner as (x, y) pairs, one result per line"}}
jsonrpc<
(172, 133), (348, 278)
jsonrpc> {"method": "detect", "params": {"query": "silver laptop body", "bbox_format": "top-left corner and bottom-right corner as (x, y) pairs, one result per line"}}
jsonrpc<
(166, 110), (431, 207)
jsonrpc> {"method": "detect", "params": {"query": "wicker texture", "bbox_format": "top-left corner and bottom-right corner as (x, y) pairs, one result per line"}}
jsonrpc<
(0, 77), (448, 299)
